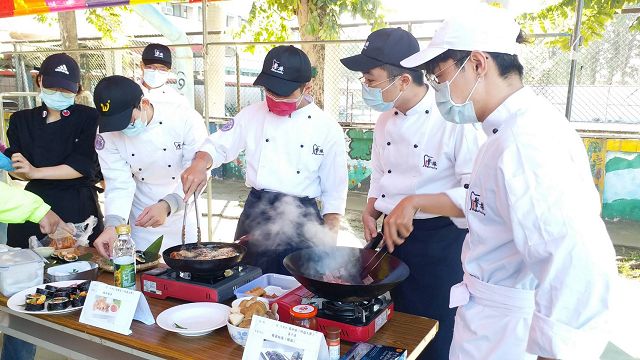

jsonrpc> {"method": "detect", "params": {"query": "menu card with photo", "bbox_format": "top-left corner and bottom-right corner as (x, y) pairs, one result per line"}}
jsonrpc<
(243, 316), (329, 360)
(79, 281), (154, 335)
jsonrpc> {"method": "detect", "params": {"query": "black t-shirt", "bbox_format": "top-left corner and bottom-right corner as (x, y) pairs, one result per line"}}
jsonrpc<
(4, 104), (101, 189)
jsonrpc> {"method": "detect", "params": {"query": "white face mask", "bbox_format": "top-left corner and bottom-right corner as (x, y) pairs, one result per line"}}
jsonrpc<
(430, 57), (480, 125)
(143, 69), (170, 89)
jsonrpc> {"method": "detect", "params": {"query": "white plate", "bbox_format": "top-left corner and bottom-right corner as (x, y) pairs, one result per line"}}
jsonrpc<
(7, 280), (88, 315)
(157, 302), (230, 336)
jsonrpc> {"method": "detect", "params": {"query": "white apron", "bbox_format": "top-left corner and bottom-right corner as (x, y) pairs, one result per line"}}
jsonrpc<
(449, 273), (535, 360)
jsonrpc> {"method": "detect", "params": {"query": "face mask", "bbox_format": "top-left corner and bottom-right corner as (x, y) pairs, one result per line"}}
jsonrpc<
(39, 90), (75, 111)
(266, 93), (303, 117)
(431, 57), (480, 124)
(361, 77), (402, 112)
(122, 108), (147, 137)
(143, 69), (170, 89)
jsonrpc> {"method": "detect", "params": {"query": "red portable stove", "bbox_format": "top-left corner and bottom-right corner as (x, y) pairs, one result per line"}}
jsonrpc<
(141, 265), (261, 303)
(276, 285), (394, 342)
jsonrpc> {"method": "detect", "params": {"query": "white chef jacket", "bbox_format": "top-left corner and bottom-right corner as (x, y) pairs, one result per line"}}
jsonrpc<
(96, 101), (208, 251)
(369, 89), (484, 228)
(138, 81), (190, 108)
(199, 100), (348, 215)
(457, 86), (616, 359)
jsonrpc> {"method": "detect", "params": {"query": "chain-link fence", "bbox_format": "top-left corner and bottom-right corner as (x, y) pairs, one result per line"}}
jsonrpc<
(2, 13), (640, 126)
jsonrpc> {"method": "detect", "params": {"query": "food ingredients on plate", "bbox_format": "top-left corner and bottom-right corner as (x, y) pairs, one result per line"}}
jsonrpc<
(170, 246), (239, 260)
(47, 296), (70, 311)
(229, 297), (277, 328)
(246, 286), (281, 299)
(22, 281), (90, 312)
(24, 294), (46, 311)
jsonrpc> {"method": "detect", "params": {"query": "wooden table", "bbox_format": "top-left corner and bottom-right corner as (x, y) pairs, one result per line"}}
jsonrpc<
(0, 271), (438, 359)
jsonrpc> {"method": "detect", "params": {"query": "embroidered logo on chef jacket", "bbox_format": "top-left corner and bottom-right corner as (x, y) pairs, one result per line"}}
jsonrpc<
(174, 142), (183, 150)
(154, 49), (164, 58)
(469, 191), (486, 215)
(54, 64), (69, 75)
(95, 134), (105, 151)
(271, 60), (284, 74)
(220, 119), (234, 132)
(423, 155), (438, 169)
(312, 144), (324, 155)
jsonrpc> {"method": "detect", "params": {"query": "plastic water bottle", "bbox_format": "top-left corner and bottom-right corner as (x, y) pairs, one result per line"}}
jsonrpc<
(113, 224), (136, 290)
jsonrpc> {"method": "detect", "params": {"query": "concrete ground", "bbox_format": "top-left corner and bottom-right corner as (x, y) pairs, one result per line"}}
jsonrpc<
(6, 178), (640, 359)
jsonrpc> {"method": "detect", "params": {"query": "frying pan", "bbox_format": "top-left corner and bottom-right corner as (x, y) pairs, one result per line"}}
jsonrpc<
(283, 234), (410, 302)
(162, 242), (246, 275)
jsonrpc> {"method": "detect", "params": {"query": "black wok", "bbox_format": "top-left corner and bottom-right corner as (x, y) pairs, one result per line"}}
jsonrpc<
(162, 242), (246, 275)
(283, 234), (410, 302)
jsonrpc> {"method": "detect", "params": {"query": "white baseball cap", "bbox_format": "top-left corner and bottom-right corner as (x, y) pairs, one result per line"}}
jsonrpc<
(401, 3), (521, 68)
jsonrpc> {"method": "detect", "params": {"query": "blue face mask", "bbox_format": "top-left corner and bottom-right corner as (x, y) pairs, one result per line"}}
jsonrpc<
(430, 57), (480, 125)
(122, 109), (147, 137)
(39, 89), (75, 111)
(361, 77), (403, 112)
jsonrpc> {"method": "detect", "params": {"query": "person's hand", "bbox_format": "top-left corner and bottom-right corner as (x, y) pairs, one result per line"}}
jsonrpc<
(181, 154), (211, 202)
(93, 227), (117, 258)
(383, 196), (418, 252)
(11, 153), (39, 179)
(362, 212), (378, 242)
(38, 210), (72, 235)
(135, 201), (170, 228)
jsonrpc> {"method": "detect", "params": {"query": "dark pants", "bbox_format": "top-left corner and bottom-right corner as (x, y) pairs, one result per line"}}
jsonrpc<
(234, 188), (323, 275)
(390, 217), (467, 360)
(7, 184), (103, 248)
(1, 335), (36, 360)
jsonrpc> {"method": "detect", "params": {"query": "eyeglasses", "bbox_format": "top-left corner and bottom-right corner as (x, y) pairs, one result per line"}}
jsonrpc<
(42, 87), (76, 99)
(425, 56), (469, 87)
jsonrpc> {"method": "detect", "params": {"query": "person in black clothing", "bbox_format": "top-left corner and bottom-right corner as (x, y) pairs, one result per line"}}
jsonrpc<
(3, 53), (104, 248)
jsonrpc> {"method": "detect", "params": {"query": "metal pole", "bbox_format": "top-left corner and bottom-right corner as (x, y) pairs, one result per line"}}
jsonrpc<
(201, 0), (215, 242)
(565, 0), (584, 121)
(235, 47), (241, 114)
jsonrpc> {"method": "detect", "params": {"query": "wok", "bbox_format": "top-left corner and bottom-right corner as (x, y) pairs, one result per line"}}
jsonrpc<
(162, 242), (246, 275)
(283, 234), (410, 302)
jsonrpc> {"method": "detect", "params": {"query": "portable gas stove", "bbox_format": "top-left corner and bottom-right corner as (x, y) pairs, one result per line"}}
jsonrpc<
(276, 285), (394, 342)
(141, 265), (261, 303)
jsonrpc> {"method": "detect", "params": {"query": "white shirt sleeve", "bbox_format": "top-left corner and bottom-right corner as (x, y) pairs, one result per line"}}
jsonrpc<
(318, 123), (348, 216)
(198, 111), (248, 169)
(367, 119), (384, 200)
(443, 123), (483, 212)
(500, 135), (615, 359)
(97, 133), (136, 221)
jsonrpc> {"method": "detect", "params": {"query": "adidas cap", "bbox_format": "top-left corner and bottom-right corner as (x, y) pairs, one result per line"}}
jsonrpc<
(39, 53), (81, 93)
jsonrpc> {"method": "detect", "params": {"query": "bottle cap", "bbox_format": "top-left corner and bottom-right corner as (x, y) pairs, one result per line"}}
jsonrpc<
(115, 224), (131, 235)
(290, 304), (317, 319)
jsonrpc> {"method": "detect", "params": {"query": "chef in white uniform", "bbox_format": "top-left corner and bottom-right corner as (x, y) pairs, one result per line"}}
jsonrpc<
(341, 27), (483, 360)
(138, 43), (189, 107)
(399, 4), (616, 360)
(91, 75), (208, 257)
(181, 45), (348, 275)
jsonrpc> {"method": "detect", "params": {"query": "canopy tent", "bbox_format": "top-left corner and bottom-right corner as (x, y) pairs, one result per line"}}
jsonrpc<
(0, 0), (207, 18)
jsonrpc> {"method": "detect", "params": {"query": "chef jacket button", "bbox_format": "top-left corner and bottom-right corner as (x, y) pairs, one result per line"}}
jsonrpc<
(300, 144), (304, 148)
(425, 109), (430, 114)
(493, 128), (499, 134)
(387, 170), (391, 174)
(386, 141), (391, 146)
(159, 122), (163, 125)
(172, 177), (175, 180)
(163, 148), (167, 151)
(413, 144), (418, 148)
(394, 111), (399, 115)
(381, 194), (386, 198)
(141, 178), (145, 181)
(139, 168), (142, 171)
(168, 165), (171, 168)
(265, 138), (270, 142)
(296, 170), (300, 174)
(308, 115), (311, 119)
(132, 154), (135, 156)
(464, 184), (469, 189)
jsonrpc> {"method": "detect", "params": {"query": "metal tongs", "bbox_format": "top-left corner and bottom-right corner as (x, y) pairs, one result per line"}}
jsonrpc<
(360, 232), (388, 285)
(180, 192), (202, 247)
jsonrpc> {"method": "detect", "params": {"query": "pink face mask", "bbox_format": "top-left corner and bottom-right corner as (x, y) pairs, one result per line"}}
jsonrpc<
(266, 93), (303, 117)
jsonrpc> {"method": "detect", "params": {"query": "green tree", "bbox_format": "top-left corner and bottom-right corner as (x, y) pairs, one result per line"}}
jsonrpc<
(236, 0), (386, 108)
(519, 0), (640, 50)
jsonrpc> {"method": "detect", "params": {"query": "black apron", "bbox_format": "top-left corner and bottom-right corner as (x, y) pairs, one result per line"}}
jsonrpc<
(7, 182), (104, 248)
(390, 217), (467, 360)
(234, 188), (323, 275)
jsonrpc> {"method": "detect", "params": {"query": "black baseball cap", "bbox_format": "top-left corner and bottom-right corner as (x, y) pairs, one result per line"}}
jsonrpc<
(142, 43), (172, 68)
(340, 28), (421, 72)
(253, 45), (312, 97)
(39, 53), (80, 93)
(93, 75), (143, 133)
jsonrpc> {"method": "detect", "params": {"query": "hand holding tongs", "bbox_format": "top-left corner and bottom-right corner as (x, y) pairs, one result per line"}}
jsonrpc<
(181, 192), (202, 247)
(360, 232), (388, 285)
